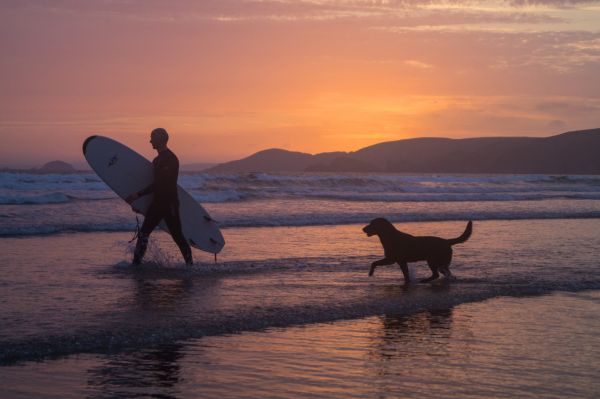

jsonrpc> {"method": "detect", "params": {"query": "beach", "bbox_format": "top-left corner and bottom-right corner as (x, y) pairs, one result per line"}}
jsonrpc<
(3, 292), (599, 398)
(1, 172), (599, 397)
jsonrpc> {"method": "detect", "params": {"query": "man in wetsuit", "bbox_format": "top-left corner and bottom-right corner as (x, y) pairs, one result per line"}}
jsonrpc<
(125, 128), (193, 266)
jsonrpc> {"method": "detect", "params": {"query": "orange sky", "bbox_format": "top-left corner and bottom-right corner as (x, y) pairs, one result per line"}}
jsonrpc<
(1, 1), (599, 166)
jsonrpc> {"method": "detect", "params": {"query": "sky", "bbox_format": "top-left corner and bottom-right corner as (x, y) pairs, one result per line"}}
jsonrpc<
(1, 0), (599, 167)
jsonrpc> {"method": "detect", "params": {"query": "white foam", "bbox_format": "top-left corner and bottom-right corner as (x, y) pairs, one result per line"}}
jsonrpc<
(0, 192), (71, 205)
(3, 171), (600, 205)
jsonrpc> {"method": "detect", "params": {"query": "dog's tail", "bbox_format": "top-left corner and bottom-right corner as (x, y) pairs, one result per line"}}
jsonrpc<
(447, 221), (473, 246)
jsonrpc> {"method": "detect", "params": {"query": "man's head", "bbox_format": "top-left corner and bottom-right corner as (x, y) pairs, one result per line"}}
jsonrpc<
(150, 128), (169, 150)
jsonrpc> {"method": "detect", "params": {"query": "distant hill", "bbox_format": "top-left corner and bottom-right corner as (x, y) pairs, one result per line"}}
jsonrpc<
(1, 160), (78, 174)
(38, 160), (76, 173)
(209, 149), (316, 173)
(207, 128), (600, 174)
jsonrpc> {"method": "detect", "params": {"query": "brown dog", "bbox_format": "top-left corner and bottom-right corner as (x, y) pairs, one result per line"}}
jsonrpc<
(363, 218), (472, 283)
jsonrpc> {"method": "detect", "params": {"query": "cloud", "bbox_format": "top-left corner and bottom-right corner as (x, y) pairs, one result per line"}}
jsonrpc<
(535, 100), (600, 115)
(508, 0), (599, 8)
(499, 32), (600, 73)
(420, 96), (599, 136)
(403, 59), (435, 69)
(6, 0), (597, 24)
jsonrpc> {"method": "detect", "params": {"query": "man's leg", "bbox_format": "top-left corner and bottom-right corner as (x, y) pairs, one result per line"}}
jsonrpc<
(132, 203), (163, 265)
(164, 202), (193, 265)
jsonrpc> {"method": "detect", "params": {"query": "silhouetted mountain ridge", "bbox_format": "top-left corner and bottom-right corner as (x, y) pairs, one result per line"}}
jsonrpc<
(208, 128), (600, 174)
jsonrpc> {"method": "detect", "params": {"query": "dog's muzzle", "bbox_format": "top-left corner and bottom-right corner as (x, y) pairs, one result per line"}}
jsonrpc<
(363, 225), (374, 236)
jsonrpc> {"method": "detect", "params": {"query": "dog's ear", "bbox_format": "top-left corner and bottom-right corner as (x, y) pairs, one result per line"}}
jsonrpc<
(374, 217), (389, 226)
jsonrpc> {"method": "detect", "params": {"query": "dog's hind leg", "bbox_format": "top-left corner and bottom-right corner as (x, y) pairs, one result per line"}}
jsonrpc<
(420, 260), (440, 283)
(440, 264), (452, 278)
(369, 258), (395, 276)
(438, 249), (453, 278)
(397, 262), (410, 284)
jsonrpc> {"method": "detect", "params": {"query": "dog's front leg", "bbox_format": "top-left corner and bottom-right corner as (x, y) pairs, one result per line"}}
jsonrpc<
(398, 262), (410, 284)
(369, 258), (395, 276)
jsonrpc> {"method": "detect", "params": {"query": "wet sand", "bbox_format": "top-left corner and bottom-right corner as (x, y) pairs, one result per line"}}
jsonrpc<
(2, 291), (599, 398)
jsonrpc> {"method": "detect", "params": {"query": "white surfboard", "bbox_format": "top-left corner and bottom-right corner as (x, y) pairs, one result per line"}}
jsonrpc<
(83, 135), (225, 254)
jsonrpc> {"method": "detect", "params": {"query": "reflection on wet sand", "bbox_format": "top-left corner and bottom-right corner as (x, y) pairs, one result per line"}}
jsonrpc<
(85, 275), (195, 398)
(3, 293), (597, 398)
(118, 264), (226, 314)
(380, 308), (453, 347)
(369, 308), (454, 381)
(132, 277), (194, 310)
(86, 343), (185, 399)
(82, 307), (459, 398)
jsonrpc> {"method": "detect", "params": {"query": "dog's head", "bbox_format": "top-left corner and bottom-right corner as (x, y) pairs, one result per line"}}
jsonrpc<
(363, 218), (394, 237)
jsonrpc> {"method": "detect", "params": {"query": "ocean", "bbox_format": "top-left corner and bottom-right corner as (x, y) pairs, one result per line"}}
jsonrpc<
(1, 171), (599, 398)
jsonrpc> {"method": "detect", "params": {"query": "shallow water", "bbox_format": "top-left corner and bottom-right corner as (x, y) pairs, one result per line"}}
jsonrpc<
(2, 292), (599, 398)
(1, 219), (599, 365)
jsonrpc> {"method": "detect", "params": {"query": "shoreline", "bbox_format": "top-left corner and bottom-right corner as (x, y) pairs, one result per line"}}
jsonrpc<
(1, 218), (599, 381)
(2, 214), (600, 239)
(2, 218), (600, 365)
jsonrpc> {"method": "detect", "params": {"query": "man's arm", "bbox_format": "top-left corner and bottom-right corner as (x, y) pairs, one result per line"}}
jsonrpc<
(137, 183), (155, 197)
(125, 183), (154, 204)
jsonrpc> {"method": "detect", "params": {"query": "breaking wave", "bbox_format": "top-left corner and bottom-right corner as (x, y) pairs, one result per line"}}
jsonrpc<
(3, 171), (600, 205)
(2, 209), (600, 237)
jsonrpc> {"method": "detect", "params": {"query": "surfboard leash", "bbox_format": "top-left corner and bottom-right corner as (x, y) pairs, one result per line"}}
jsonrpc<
(128, 215), (141, 243)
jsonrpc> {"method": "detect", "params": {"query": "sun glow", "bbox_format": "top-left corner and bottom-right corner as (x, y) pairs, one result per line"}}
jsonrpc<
(1, 1), (599, 166)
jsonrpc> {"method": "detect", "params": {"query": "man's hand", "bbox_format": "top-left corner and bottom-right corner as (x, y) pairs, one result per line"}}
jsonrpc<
(125, 192), (140, 204)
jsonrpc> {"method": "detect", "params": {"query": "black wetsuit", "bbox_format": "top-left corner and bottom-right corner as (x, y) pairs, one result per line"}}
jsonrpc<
(132, 149), (192, 265)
